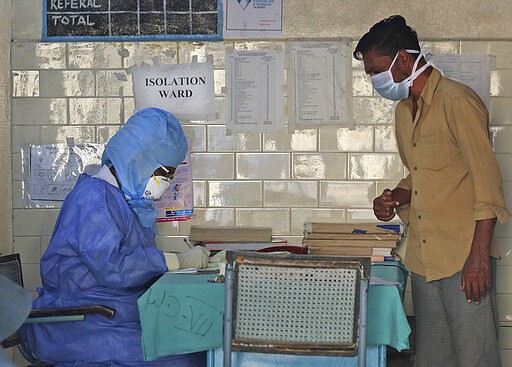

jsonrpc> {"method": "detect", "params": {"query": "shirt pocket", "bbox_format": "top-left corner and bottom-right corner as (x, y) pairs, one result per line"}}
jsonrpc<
(417, 133), (453, 171)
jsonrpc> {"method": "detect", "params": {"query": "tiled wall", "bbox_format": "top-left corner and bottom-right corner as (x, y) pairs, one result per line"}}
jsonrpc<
(9, 39), (512, 365)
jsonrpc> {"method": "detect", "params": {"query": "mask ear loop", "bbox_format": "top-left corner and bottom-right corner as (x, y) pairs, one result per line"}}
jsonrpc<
(403, 50), (432, 87)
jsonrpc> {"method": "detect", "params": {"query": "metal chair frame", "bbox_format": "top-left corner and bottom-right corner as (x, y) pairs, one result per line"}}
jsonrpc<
(0, 253), (115, 367)
(223, 250), (370, 367)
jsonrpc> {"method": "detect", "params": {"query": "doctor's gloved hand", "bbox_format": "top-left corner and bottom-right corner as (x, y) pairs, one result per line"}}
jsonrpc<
(178, 246), (210, 269)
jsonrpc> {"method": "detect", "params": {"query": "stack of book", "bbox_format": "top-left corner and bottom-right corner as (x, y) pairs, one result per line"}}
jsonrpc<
(188, 226), (306, 254)
(303, 222), (403, 261)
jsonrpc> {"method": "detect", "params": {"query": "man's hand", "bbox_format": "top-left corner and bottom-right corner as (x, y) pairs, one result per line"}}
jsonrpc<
(460, 251), (490, 304)
(460, 218), (496, 304)
(373, 189), (400, 221)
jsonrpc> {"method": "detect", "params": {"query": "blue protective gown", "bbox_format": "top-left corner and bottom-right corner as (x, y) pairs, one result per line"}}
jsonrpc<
(21, 175), (205, 366)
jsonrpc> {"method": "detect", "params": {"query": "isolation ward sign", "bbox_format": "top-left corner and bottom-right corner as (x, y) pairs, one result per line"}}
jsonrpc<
(43, 0), (222, 41)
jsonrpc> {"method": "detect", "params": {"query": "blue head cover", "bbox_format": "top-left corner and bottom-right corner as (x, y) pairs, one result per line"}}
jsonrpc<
(102, 108), (188, 228)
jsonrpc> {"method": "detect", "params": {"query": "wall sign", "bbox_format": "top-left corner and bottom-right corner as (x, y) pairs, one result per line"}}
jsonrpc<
(43, 0), (223, 42)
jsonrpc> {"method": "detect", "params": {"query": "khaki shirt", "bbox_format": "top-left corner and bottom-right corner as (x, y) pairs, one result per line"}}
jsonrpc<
(394, 68), (510, 281)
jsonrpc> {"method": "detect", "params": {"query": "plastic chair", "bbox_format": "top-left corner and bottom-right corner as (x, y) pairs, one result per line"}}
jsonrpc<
(0, 253), (115, 367)
(223, 250), (370, 367)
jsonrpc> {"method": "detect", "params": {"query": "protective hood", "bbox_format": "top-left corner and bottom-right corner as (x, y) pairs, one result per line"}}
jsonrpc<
(102, 107), (188, 227)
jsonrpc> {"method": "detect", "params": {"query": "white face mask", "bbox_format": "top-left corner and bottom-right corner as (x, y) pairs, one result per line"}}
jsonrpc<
(371, 49), (432, 101)
(142, 176), (170, 201)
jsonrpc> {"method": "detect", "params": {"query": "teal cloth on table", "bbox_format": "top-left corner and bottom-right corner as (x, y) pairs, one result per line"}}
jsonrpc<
(138, 267), (411, 361)
(367, 285), (411, 351)
(137, 273), (224, 361)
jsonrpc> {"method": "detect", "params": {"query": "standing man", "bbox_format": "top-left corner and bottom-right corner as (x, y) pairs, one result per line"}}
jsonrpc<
(354, 15), (510, 367)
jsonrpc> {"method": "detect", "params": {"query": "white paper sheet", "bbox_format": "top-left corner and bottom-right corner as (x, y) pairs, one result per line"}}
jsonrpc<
(225, 49), (284, 133)
(287, 40), (354, 129)
(28, 144), (103, 201)
(224, 0), (284, 39)
(432, 54), (494, 109)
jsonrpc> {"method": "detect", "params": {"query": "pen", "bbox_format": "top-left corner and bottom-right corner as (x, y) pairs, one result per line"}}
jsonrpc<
(183, 238), (193, 249)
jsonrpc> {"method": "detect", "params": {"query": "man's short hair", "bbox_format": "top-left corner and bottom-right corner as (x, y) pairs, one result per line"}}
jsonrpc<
(353, 15), (421, 61)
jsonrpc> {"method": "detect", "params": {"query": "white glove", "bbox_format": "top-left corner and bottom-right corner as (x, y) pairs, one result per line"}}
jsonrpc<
(177, 246), (210, 269)
(163, 252), (180, 271)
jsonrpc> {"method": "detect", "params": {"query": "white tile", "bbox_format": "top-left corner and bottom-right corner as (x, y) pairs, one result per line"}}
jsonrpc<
(319, 125), (373, 151)
(12, 98), (67, 125)
(179, 208), (235, 235)
(68, 43), (123, 69)
(12, 71), (39, 97)
(264, 181), (317, 207)
(214, 69), (225, 96)
(492, 126), (512, 153)
(96, 70), (133, 97)
(155, 221), (180, 236)
(499, 326), (512, 349)
(263, 128), (317, 152)
(178, 41), (229, 67)
(320, 181), (375, 208)
(291, 208), (346, 235)
(21, 263), (41, 291)
(420, 41), (460, 55)
(497, 238), (512, 266)
(346, 208), (382, 222)
(13, 237), (41, 263)
(11, 42), (66, 69)
(13, 209), (59, 236)
(490, 98), (512, 125)
(191, 153), (234, 179)
(496, 154), (512, 182)
(182, 125), (207, 152)
(237, 153), (289, 179)
(353, 69), (373, 96)
(12, 126), (41, 153)
(500, 350), (512, 367)
(39, 70), (95, 97)
(96, 126), (121, 144)
(69, 98), (123, 125)
(353, 97), (395, 125)
(461, 41), (512, 69)
(12, 154), (22, 181)
(375, 125), (398, 152)
(349, 153), (403, 180)
(497, 266), (512, 293)
(122, 42), (178, 68)
(209, 181), (262, 207)
(41, 126), (96, 144)
(491, 70), (512, 97)
(292, 153), (346, 179)
(498, 293), (512, 325)
(13, 0), (42, 40)
(236, 208), (290, 235)
(193, 180), (206, 207)
(208, 125), (261, 151)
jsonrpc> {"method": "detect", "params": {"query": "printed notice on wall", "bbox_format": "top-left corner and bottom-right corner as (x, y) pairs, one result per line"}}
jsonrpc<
(225, 49), (284, 133)
(43, 0), (222, 42)
(431, 54), (494, 109)
(131, 58), (216, 122)
(155, 151), (194, 222)
(25, 144), (193, 220)
(287, 40), (354, 129)
(224, 0), (283, 39)
(28, 144), (103, 202)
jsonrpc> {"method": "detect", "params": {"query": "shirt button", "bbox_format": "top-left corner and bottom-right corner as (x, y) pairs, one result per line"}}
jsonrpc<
(418, 214), (422, 219)
(414, 190), (418, 195)
(413, 142), (417, 147)
(422, 239), (427, 244)
(413, 166), (418, 170)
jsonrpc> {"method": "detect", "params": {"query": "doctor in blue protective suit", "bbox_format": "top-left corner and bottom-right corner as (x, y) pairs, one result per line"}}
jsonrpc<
(21, 108), (209, 367)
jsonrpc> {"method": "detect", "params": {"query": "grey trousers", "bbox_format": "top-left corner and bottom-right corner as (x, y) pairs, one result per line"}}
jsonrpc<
(411, 258), (501, 367)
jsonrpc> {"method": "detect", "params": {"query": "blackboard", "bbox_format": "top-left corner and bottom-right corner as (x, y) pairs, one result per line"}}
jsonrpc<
(43, 0), (222, 42)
